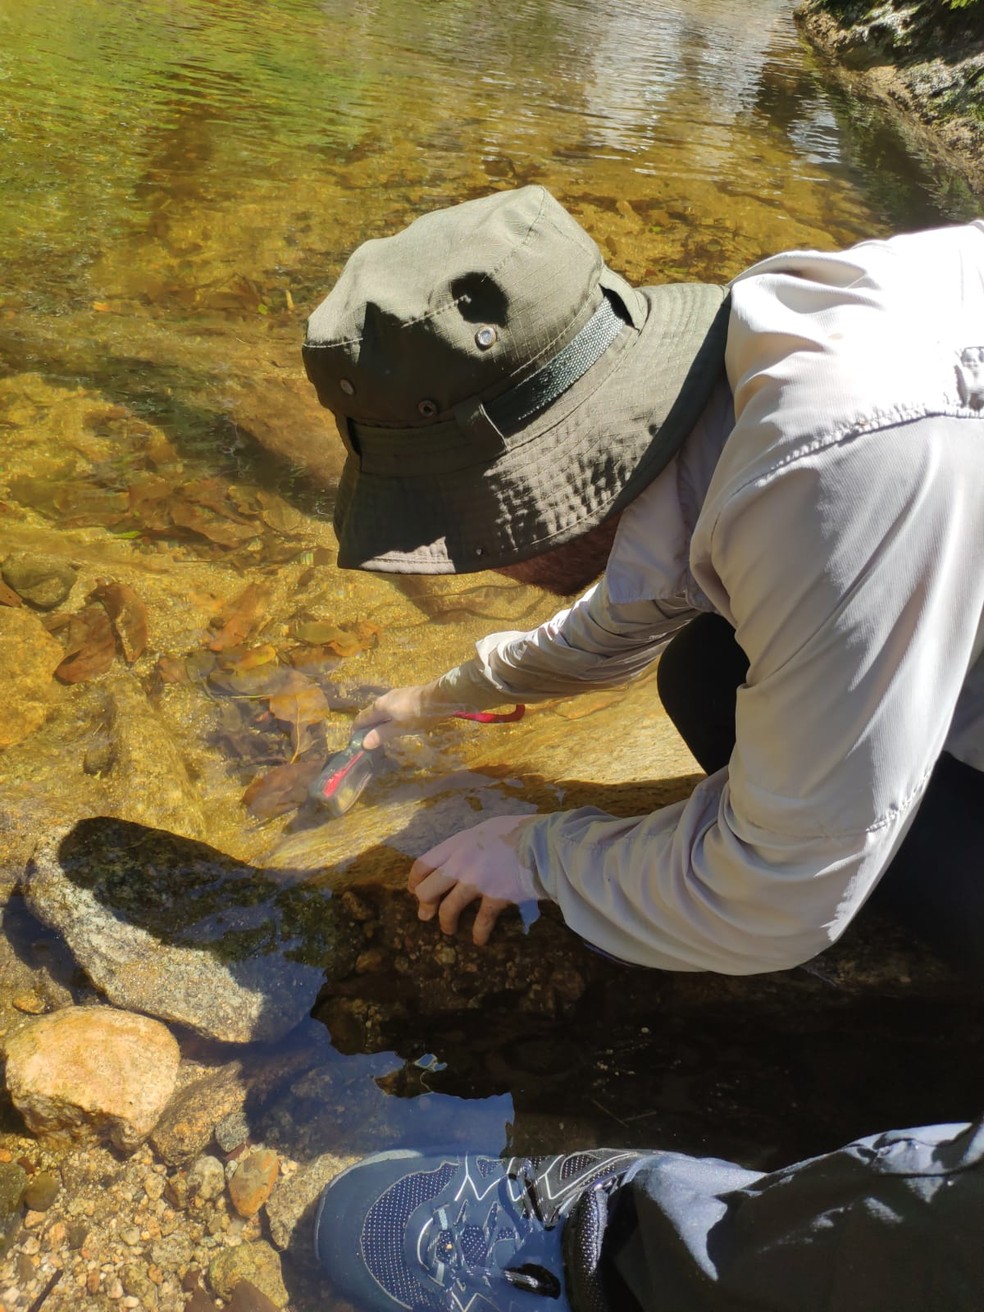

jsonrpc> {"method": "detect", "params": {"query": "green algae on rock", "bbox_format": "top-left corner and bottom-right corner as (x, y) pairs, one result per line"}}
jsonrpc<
(796, 0), (984, 200)
(24, 819), (354, 1044)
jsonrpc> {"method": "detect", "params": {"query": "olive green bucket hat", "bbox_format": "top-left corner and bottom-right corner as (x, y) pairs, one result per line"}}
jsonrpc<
(302, 186), (729, 574)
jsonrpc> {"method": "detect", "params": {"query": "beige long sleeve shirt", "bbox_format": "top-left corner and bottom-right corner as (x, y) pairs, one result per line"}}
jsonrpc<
(441, 221), (984, 973)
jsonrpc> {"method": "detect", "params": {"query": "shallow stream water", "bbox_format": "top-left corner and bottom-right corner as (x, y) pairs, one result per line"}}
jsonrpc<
(1, 1), (983, 1308)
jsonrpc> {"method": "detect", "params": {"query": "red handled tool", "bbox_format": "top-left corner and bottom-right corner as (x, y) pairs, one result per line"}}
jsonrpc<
(310, 706), (526, 817)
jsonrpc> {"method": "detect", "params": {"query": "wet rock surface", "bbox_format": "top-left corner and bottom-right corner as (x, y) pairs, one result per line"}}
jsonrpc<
(24, 820), (341, 1044)
(797, 0), (984, 199)
(0, 607), (65, 749)
(0, 554), (78, 611)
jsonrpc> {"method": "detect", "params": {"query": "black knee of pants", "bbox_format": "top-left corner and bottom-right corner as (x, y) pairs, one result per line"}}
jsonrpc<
(657, 612), (747, 774)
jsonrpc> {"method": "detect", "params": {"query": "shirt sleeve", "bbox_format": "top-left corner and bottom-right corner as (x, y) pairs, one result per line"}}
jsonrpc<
(433, 576), (697, 710)
(518, 411), (984, 974)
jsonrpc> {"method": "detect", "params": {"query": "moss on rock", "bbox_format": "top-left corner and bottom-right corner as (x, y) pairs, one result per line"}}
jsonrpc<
(796, 0), (984, 197)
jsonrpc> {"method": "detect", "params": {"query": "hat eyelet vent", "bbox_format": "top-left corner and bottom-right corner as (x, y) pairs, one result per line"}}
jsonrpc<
(475, 326), (497, 350)
(417, 399), (438, 419)
(338, 378), (355, 396)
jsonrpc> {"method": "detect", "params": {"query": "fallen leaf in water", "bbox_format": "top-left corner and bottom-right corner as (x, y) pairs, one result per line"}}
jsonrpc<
(207, 663), (285, 698)
(54, 605), (117, 683)
(8, 475), (130, 529)
(170, 500), (258, 548)
(208, 583), (270, 652)
(183, 477), (251, 521)
(185, 650), (218, 681)
(127, 476), (175, 531)
(285, 644), (341, 673)
(242, 759), (321, 818)
(217, 643), (278, 672)
(0, 580), (22, 607)
(156, 655), (188, 684)
(291, 619), (379, 657)
(91, 301), (112, 312)
(255, 489), (306, 536)
(268, 672), (330, 757)
(89, 581), (148, 663)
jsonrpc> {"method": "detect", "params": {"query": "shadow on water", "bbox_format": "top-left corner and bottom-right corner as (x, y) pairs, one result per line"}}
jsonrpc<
(11, 811), (984, 1305)
(21, 814), (984, 1163)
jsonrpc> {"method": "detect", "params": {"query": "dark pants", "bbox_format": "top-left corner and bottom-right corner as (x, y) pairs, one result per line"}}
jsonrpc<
(656, 612), (984, 983)
(604, 1118), (984, 1312)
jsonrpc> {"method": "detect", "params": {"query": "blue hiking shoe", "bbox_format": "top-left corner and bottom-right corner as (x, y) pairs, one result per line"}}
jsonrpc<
(313, 1148), (644, 1312)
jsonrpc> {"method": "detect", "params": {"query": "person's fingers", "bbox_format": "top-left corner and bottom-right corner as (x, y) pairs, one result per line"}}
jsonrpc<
(435, 881), (481, 935)
(410, 868), (458, 920)
(472, 897), (509, 946)
(408, 856), (439, 892)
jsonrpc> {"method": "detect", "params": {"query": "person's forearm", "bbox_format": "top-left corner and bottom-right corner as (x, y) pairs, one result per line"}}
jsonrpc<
(516, 773), (912, 974)
(464, 582), (696, 703)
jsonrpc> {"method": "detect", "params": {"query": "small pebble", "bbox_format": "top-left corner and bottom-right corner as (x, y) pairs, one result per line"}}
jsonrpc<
(23, 1170), (60, 1212)
(11, 992), (46, 1015)
(214, 1111), (250, 1156)
(227, 1149), (280, 1219)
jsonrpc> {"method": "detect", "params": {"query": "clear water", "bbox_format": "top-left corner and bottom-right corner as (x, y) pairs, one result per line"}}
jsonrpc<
(1, 0), (981, 1306)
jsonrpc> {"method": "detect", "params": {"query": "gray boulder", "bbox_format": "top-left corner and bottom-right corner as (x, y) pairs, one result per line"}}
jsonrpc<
(24, 818), (353, 1044)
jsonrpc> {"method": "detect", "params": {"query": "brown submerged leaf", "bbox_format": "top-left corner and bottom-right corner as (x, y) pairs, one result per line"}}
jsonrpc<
(291, 619), (379, 657)
(208, 583), (270, 652)
(255, 489), (306, 535)
(89, 580), (148, 663)
(217, 643), (278, 672)
(0, 580), (22, 607)
(267, 671), (330, 758)
(156, 654), (189, 684)
(170, 500), (258, 548)
(54, 605), (117, 683)
(242, 759), (321, 819)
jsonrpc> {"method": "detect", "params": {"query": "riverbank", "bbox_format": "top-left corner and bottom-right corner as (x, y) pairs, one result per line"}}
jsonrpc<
(796, 0), (984, 201)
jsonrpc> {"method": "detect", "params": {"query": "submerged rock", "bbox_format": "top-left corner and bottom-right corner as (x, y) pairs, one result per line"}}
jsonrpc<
(228, 1147), (280, 1218)
(208, 1239), (288, 1307)
(1, 554), (77, 611)
(4, 1006), (179, 1152)
(25, 818), (348, 1044)
(0, 607), (64, 749)
(0, 1162), (28, 1258)
(149, 1063), (250, 1166)
(103, 676), (208, 840)
(266, 1151), (357, 1253)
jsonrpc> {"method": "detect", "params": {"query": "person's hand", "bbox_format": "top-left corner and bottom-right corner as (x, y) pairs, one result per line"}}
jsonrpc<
(354, 681), (460, 749)
(409, 815), (537, 946)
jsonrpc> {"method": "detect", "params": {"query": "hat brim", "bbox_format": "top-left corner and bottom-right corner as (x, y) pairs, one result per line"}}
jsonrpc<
(332, 281), (730, 574)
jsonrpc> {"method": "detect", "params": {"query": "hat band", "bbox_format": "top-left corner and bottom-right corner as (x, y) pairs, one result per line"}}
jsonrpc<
(348, 292), (629, 478)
